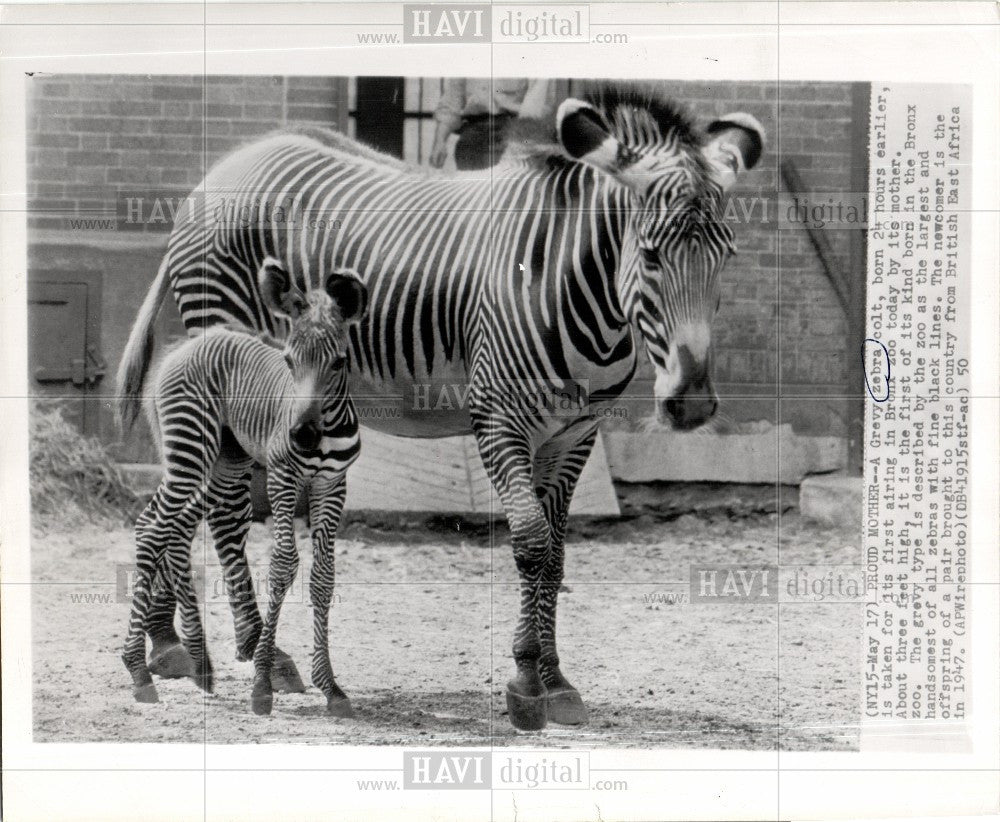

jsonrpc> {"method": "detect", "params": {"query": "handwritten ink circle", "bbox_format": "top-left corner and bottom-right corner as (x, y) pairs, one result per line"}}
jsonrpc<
(862, 338), (891, 403)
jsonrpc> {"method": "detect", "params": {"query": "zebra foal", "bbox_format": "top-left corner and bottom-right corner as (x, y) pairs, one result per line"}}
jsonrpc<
(120, 257), (368, 716)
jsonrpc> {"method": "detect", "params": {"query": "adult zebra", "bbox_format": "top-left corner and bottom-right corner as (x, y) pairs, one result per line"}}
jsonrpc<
(119, 83), (764, 730)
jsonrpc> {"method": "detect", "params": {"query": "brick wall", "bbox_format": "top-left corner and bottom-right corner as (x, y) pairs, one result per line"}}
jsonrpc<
(27, 75), (349, 234)
(26, 75), (862, 439)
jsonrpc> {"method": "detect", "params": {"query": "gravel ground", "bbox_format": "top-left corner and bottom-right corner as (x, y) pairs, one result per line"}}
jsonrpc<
(32, 507), (861, 749)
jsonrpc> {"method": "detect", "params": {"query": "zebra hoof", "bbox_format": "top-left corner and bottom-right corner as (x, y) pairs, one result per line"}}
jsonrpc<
(546, 688), (588, 726)
(505, 687), (548, 731)
(191, 670), (214, 694)
(326, 696), (355, 718)
(271, 649), (306, 694)
(251, 692), (273, 716)
(148, 642), (195, 679)
(133, 683), (160, 704)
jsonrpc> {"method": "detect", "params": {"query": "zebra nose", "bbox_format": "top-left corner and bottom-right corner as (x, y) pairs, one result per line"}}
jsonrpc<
(663, 394), (718, 431)
(290, 421), (321, 451)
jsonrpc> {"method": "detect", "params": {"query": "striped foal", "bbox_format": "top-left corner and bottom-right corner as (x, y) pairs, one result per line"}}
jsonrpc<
(119, 257), (368, 716)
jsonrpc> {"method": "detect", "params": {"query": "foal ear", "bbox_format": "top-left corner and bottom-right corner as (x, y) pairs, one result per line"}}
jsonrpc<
(324, 269), (369, 325)
(556, 98), (646, 192)
(258, 257), (305, 319)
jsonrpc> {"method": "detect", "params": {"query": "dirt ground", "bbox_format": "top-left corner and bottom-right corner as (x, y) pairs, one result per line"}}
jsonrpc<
(32, 506), (861, 749)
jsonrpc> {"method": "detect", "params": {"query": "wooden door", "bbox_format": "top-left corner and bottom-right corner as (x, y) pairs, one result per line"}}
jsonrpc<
(28, 273), (106, 435)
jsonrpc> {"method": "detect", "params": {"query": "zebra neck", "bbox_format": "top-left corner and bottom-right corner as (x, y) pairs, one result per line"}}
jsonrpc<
(554, 168), (633, 332)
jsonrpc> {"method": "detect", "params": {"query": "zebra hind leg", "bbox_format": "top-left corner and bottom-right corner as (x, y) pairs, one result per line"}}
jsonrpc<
(144, 584), (194, 680)
(141, 496), (195, 679)
(122, 492), (171, 702)
(150, 482), (215, 694)
(171, 531), (215, 694)
(124, 485), (208, 698)
(152, 408), (222, 695)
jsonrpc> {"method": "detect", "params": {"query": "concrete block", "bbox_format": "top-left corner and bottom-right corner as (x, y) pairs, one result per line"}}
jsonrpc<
(603, 425), (845, 485)
(345, 429), (619, 517)
(800, 474), (862, 529)
(118, 433), (621, 518)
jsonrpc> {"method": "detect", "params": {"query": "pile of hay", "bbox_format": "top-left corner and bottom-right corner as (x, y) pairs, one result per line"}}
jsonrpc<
(30, 402), (139, 528)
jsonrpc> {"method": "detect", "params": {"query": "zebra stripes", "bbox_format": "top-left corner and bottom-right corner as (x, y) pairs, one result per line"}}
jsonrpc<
(118, 83), (764, 728)
(120, 258), (367, 716)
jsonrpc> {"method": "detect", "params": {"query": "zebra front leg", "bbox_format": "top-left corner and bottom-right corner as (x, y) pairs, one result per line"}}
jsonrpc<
(205, 462), (306, 693)
(307, 477), (353, 717)
(472, 423), (552, 731)
(250, 485), (300, 716)
(532, 425), (599, 726)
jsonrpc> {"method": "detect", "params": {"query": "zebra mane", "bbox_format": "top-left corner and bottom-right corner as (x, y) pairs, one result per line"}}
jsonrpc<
(184, 323), (284, 349)
(280, 125), (414, 172)
(235, 324), (284, 350)
(504, 83), (709, 174)
(584, 83), (705, 152)
(254, 124), (436, 179)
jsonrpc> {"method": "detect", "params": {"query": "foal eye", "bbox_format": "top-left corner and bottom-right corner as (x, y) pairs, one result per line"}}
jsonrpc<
(283, 353), (294, 369)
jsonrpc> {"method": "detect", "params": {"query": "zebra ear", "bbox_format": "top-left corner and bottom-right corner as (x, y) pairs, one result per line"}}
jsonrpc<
(704, 113), (765, 190)
(557, 98), (644, 190)
(325, 269), (368, 325)
(258, 257), (305, 319)
(557, 99), (622, 170)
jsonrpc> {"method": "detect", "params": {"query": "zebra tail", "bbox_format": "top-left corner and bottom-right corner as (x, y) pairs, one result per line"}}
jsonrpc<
(116, 254), (171, 432)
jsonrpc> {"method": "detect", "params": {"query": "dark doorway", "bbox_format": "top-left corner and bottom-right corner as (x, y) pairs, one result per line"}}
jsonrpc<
(353, 76), (406, 158)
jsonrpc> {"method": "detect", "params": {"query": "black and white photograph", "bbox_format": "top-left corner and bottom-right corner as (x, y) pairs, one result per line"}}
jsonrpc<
(24, 71), (872, 748)
(1, 3), (997, 821)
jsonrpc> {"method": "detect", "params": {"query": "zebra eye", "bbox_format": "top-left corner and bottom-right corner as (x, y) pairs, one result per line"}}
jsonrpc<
(283, 353), (294, 369)
(640, 247), (659, 267)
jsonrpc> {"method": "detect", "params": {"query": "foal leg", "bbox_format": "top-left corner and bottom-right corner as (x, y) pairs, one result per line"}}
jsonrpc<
(250, 473), (301, 716)
(204, 457), (305, 693)
(168, 503), (215, 694)
(123, 477), (208, 699)
(204, 460), (259, 660)
(145, 598), (192, 678)
(531, 423), (599, 726)
(306, 477), (353, 717)
(144, 537), (193, 679)
(123, 489), (172, 702)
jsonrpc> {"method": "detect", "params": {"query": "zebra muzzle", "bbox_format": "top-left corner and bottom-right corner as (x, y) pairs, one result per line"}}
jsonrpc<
(290, 421), (322, 451)
(660, 394), (718, 431)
